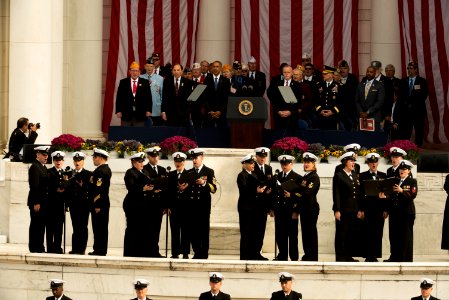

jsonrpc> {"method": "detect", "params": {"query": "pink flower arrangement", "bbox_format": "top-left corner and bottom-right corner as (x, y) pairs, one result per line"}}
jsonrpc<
(51, 134), (85, 151)
(383, 139), (421, 162)
(271, 137), (308, 160)
(160, 136), (197, 155)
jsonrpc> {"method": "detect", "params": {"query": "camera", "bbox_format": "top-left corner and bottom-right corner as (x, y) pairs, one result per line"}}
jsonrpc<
(28, 122), (41, 130)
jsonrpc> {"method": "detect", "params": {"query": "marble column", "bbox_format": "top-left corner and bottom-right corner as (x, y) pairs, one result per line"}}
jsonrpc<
(371, 0), (402, 77)
(196, 0), (231, 64)
(0, 0), (9, 147)
(64, 0), (103, 139)
(9, 0), (63, 144)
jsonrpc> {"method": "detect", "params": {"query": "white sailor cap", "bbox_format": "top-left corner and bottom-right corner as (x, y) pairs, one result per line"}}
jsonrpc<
(144, 146), (161, 156)
(278, 155), (295, 163)
(420, 278), (434, 288)
(34, 145), (50, 153)
(240, 154), (255, 164)
(278, 272), (294, 282)
(173, 151), (187, 162)
(398, 159), (413, 169)
(189, 148), (205, 157)
(365, 152), (380, 162)
(248, 56), (257, 63)
(192, 62), (201, 69)
(302, 152), (318, 162)
(340, 151), (357, 162)
(133, 279), (150, 289)
(49, 279), (65, 289)
(130, 152), (146, 161)
(93, 148), (109, 158)
(51, 151), (65, 160)
(343, 143), (361, 152)
(255, 147), (270, 156)
(209, 272), (224, 282)
(389, 147), (407, 157)
(72, 151), (86, 160)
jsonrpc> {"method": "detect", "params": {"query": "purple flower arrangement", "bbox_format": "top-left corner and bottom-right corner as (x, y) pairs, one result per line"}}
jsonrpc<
(160, 136), (197, 155)
(271, 137), (308, 160)
(51, 134), (85, 152)
(383, 139), (421, 162)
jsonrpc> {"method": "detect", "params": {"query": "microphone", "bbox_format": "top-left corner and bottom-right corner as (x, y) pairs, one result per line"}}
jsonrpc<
(242, 85), (248, 92)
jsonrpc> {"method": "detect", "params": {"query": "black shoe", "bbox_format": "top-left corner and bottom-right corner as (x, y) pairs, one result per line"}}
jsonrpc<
(273, 256), (287, 261)
(365, 257), (378, 262)
(383, 258), (396, 262)
(182, 254), (189, 259)
(88, 251), (106, 256)
(346, 257), (359, 262)
(256, 254), (269, 261)
(170, 255), (179, 259)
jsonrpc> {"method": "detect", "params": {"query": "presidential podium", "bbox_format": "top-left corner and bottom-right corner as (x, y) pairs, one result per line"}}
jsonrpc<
(226, 97), (267, 148)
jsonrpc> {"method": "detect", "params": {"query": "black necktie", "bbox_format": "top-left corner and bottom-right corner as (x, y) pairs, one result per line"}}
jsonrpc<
(153, 166), (157, 174)
(196, 168), (199, 174)
(177, 172), (181, 179)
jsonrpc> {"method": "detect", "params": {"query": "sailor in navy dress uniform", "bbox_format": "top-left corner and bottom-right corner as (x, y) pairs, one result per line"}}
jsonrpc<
(334, 143), (361, 175)
(66, 151), (92, 255)
(28, 145), (50, 253)
(142, 146), (168, 258)
(123, 152), (152, 257)
(332, 151), (362, 262)
(273, 155), (302, 261)
(237, 154), (268, 260)
(198, 272), (231, 300)
(89, 148), (112, 256)
(131, 279), (152, 300)
(47, 279), (72, 300)
(359, 152), (387, 262)
(270, 272), (302, 300)
(296, 152), (320, 261)
(46, 151), (67, 254)
(187, 148), (217, 259)
(411, 278), (440, 300)
(382, 160), (417, 262)
(167, 152), (191, 259)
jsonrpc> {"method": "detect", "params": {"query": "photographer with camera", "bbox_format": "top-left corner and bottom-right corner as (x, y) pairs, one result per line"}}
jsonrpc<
(5, 117), (39, 161)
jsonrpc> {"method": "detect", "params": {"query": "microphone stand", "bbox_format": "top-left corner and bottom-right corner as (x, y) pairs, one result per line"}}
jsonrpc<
(165, 166), (171, 257)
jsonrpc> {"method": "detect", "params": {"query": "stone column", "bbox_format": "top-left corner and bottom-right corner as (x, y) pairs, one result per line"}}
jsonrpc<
(371, 0), (402, 76)
(0, 0), (10, 148)
(196, 0), (231, 64)
(9, 0), (63, 144)
(64, 0), (103, 139)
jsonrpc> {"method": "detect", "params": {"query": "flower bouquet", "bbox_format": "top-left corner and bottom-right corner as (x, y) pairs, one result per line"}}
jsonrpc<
(51, 134), (85, 152)
(307, 143), (326, 162)
(160, 136), (197, 156)
(122, 139), (143, 156)
(81, 139), (101, 151)
(327, 144), (344, 158)
(270, 137), (308, 161)
(383, 140), (421, 163)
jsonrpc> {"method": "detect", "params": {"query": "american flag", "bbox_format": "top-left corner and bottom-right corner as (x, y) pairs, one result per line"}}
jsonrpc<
(234, 0), (359, 83)
(399, 0), (449, 144)
(102, 0), (200, 132)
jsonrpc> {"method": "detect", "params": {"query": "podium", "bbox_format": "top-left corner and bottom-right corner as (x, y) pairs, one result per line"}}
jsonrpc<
(226, 97), (267, 148)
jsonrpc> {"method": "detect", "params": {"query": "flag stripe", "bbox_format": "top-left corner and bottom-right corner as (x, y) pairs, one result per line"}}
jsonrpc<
(268, 1), (280, 77)
(333, 0), (343, 65)
(250, 0), (260, 64)
(234, 0), (242, 61)
(137, 0), (147, 66)
(349, 0), (358, 75)
(171, 0), (180, 64)
(291, 0), (302, 67)
(313, 0), (324, 69)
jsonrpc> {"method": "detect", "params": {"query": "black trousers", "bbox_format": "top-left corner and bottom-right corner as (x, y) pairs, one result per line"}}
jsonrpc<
(299, 211), (319, 261)
(46, 200), (65, 254)
(28, 207), (46, 253)
(274, 208), (299, 261)
(364, 203), (385, 259)
(147, 207), (164, 257)
(335, 212), (357, 261)
(402, 109), (426, 146)
(91, 207), (109, 255)
(191, 209), (210, 259)
(170, 206), (191, 256)
(389, 207), (415, 262)
(123, 213), (152, 257)
(69, 204), (90, 254)
(239, 209), (267, 260)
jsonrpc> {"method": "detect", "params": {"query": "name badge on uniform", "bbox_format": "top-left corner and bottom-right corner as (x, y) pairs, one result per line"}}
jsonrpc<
(96, 178), (102, 187)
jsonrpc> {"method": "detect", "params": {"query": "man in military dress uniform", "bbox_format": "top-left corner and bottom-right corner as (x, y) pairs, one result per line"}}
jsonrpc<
(411, 278), (440, 300)
(89, 148), (112, 256)
(131, 279), (152, 300)
(198, 272), (231, 300)
(66, 152), (92, 255)
(270, 272), (302, 300)
(187, 148), (217, 259)
(28, 145), (49, 253)
(46, 151), (67, 254)
(143, 146), (168, 258)
(47, 279), (72, 300)
(316, 66), (341, 130)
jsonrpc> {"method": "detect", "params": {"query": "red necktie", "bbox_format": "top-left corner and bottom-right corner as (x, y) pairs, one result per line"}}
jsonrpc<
(175, 79), (179, 96)
(285, 81), (288, 86)
(132, 80), (137, 94)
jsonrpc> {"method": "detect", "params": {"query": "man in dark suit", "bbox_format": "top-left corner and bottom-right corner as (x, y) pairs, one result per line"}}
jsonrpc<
(142, 146), (168, 258)
(199, 272), (231, 300)
(47, 279), (72, 300)
(115, 61), (152, 126)
(88, 148), (112, 256)
(267, 65), (302, 130)
(66, 152), (92, 255)
(359, 153), (387, 262)
(399, 61), (429, 146)
(411, 278), (440, 300)
(187, 148), (217, 259)
(27, 146), (49, 253)
(161, 63), (194, 127)
(369, 61), (394, 129)
(355, 66), (385, 130)
(5, 117), (38, 161)
(152, 52), (170, 78)
(337, 60), (359, 131)
(270, 272), (302, 300)
(316, 66), (341, 130)
(204, 61), (231, 128)
(247, 56), (267, 96)
(332, 151), (362, 262)
(131, 279), (152, 300)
